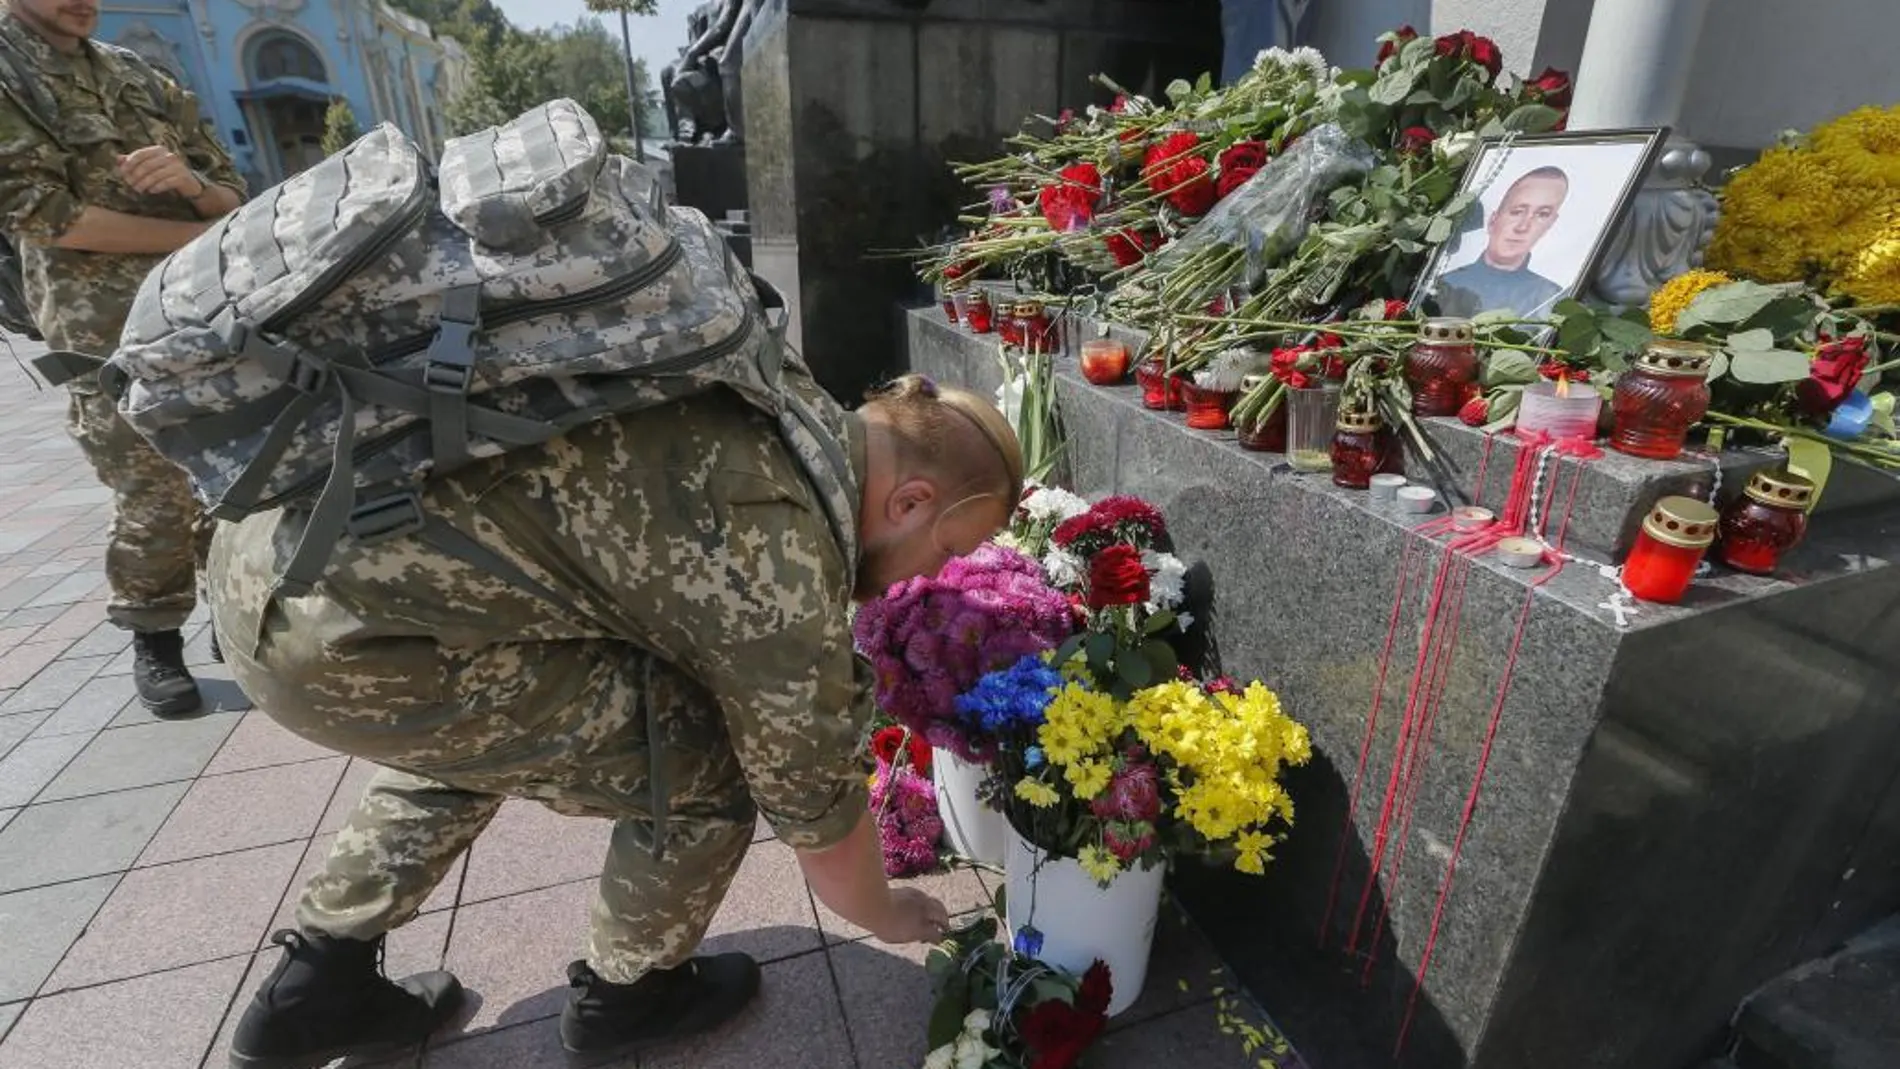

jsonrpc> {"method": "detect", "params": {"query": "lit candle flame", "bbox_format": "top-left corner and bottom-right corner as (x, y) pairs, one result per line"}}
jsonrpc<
(1554, 372), (1570, 399)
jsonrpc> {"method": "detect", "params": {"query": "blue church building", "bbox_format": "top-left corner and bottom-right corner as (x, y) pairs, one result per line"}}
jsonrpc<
(95, 0), (467, 193)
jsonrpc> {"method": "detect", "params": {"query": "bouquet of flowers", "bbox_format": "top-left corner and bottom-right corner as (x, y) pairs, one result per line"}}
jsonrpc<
(852, 544), (1076, 763)
(965, 652), (1311, 888)
(992, 480), (1091, 562)
(923, 911), (1112, 1069)
(1038, 494), (1193, 693)
(868, 725), (944, 878)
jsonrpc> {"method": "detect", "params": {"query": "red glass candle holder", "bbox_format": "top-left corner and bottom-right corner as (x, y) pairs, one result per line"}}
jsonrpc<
(1135, 358), (1188, 411)
(1717, 468), (1813, 575)
(1018, 300), (1055, 354)
(1623, 496), (1719, 603)
(1183, 384), (1238, 430)
(1330, 409), (1388, 489)
(1376, 428), (1406, 476)
(965, 293), (994, 334)
(1080, 339), (1130, 385)
(1611, 341), (1715, 460)
(997, 301), (1025, 347)
(939, 289), (959, 324)
(1404, 318), (1479, 418)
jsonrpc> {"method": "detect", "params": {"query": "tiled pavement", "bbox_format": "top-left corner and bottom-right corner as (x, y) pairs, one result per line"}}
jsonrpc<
(0, 335), (1273, 1068)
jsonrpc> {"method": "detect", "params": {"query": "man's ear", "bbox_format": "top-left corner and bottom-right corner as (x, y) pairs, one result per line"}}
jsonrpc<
(886, 477), (939, 526)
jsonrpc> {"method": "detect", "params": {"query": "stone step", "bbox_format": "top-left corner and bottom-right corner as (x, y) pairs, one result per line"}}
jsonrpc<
(1731, 917), (1900, 1069)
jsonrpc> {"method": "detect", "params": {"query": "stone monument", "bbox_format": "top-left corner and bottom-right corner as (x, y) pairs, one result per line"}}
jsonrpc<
(662, 0), (752, 259)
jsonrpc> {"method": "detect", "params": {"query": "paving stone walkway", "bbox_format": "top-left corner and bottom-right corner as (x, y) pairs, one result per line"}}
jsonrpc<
(0, 333), (1277, 1069)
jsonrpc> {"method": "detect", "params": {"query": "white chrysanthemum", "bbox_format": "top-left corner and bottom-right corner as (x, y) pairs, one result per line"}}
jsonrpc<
(1434, 131), (1480, 167)
(1144, 549), (1188, 610)
(1176, 611), (1195, 632)
(961, 1009), (992, 1034)
(1044, 547), (1084, 589)
(1024, 485), (1089, 524)
(924, 1042), (956, 1069)
(952, 1032), (1000, 1069)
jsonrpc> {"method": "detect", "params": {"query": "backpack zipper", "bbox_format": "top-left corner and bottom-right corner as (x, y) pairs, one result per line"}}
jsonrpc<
(261, 153), (435, 333)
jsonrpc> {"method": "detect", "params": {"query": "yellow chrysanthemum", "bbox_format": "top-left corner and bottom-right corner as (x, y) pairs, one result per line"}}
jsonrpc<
(1065, 758), (1112, 799)
(1078, 844), (1121, 885)
(1837, 224), (1900, 306)
(1647, 269), (1733, 334)
(1015, 778), (1061, 808)
(1234, 829), (1276, 876)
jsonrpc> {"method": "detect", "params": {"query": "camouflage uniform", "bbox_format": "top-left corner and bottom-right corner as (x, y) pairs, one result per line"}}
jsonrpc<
(0, 14), (243, 632)
(209, 369), (873, 984)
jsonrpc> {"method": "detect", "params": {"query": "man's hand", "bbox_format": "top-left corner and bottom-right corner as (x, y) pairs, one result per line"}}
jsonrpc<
(117, 145), (206, 199)
(867, 886), (951, 945)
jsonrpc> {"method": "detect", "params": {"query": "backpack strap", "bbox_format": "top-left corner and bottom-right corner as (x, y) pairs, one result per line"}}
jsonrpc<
(29, 349), (104, 388)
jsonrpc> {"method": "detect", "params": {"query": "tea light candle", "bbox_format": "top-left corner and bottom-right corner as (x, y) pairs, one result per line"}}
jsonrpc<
(1452, 506), (1495, 532)
(1369, 473), (1407, 502)
(1516, 378), (1603, 440)
(1397, 485), (1438, 514)
(1496, 537), (1544, 569)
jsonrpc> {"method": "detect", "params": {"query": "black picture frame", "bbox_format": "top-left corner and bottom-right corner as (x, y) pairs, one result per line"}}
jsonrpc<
(1408, 126), (1672, 330)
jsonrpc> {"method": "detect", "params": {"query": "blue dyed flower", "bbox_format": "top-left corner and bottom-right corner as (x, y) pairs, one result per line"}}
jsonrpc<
(1013, 924), (1044, 958)
(953, 654), (1061, 741)
(1025, 746), (1045, 769)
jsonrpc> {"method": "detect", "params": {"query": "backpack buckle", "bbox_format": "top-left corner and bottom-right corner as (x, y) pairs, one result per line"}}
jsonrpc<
(425, 285), (482, 395)
(286, 351), (330, 395)
(344, 492), (426, 545)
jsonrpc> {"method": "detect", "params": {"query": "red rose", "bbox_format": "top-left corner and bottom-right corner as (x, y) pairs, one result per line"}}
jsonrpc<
(1215, 139), (1269, 199)
(1103, 227), (1159, 267)
(1111, 95), (1130, 114)
(1398, 125), (1437, 156)
(1435, 30), (1502, 79)
(1797, 335), (1870, 416)
(871, 726), (905, 766)
(1525, 66), (1573, 109)
(1459, 395), (1490, 426)
(1038, 162), (1101, 233)
(1383, 298), (1409, 320)
(1085, 544), (1150, 609)
(1537, 363), (1591, 384)
(1376, 24), (1418, 65)
(1143, 132), (1217, 217)
(1018, 962), (1111, 1069)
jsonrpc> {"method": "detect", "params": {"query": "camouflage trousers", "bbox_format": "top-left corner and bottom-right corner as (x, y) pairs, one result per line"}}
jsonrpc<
(250, 638), (760, 986)
(65, 388), (211, 632)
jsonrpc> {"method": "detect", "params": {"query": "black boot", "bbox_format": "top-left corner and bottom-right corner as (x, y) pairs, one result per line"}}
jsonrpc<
(132, 629), (201, 716)
(559, 954), (760, 1061)
(229, 929), (463, 1069)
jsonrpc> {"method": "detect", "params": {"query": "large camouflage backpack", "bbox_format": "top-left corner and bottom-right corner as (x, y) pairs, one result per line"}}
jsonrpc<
(106, 99), (857, 600)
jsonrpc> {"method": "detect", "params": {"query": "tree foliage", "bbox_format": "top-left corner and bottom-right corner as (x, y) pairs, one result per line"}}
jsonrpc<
(320, 98), (361, 155)
(443, 16), (659, 144)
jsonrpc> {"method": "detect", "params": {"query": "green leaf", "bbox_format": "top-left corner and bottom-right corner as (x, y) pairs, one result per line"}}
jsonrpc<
(1557, 314), (1601, 359)
(1083, 631), (1114, 669)
(928, 973), (971, 1049)
(1553, 298), (1593, 320)
(1165, 78), (1194, 105)
(1873, 392), (1896, 436)
(1726, 327), (1777, 351)
(1424, 215), (1453, 245)
(1598, 316), (1653, 350)
(1707, 350), (1731, 382)
(1140, 639), (1178, 684)
(1481, 388), (1523, 432)
(1370, 69), (1417, 107)
(1729, 349), (1813, 384)
(1053, 635), (1083, 669)
(1400, 35), (1437, 66)
(1143, 610), (1177, 635)
(1504, 103), (1563, 132)
(1117, 653), (1153, 689)
(1786, 436), (1833, 510)
(1483, 350), (1539, 387)
(1195, 71), (1213, 95)
(1676, 280), (1806, 332)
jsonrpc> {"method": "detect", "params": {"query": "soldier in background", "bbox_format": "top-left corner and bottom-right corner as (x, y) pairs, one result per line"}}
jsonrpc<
(0, 0), (245, 714)
(218, 373), (1022, 1066)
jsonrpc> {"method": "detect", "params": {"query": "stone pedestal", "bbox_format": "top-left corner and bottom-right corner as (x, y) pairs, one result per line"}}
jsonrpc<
(670, 142), (750, 224)
(740, 0), (1220, 401)
(907, 303), (1900, 1069)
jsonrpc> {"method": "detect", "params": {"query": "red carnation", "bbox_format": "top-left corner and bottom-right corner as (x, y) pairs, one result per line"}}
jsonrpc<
(1091, 495), (1169, 540)
(1039, 162), (1102, 233)
(1085, 544), (1150, 610)
(1103, 227), (1159, 267)
(1382, 298), (1409, 321)
(1215, 140), (1269, 199)
(1398, 126), (1437, 156)
(1525, 66), (1573, 109)
(1111, 95), (1130, 114)
(1459, 395), (1490, 426)
(1142, 132), (1217, 217)
(1377, 24), (1418, 65)
(1797, 335), (1870, 417)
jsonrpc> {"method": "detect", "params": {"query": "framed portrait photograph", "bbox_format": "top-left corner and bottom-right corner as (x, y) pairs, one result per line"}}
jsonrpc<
(1410, 128), (1671, 323)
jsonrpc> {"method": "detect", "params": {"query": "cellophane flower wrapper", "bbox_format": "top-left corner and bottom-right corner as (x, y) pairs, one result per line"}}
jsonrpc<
(1147, 123), (1379, 295)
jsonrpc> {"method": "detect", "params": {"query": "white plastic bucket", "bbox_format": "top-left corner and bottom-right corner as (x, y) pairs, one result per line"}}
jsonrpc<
(1004, 828), (1166, 1017)
(933, 747), (1006, 866)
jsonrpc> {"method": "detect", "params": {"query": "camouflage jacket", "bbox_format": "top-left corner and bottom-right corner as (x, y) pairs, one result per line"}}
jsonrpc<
(0, 14), (243, 365)
(212, 365), (878, 852)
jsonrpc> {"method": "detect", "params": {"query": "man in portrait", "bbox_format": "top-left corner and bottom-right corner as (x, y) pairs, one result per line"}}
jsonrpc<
(1432, 165), (1570, 319)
